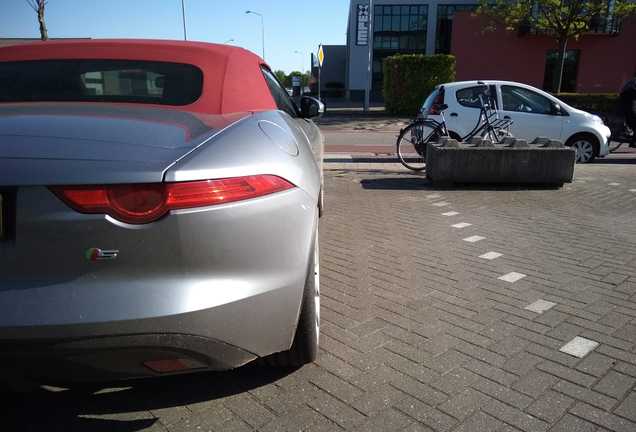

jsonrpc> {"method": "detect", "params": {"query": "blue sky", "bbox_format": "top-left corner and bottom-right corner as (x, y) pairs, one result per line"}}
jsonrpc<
(0, 0), (349, 73)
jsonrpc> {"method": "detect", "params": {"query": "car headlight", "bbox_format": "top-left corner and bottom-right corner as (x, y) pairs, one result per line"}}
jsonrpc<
(591, 115), (604, 124)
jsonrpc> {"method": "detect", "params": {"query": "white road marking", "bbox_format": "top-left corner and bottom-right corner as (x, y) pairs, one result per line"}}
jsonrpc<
(442, 211), (460, 216)
(498, 272), (526, 283)
(452, 222), (472, 229)
(629, 189), (636, 193)
(559, 336), (599, 358)
(608, 182), (621, 186)
(432, 201), (450, 207)
(463, 236), (485, 243)
(525, 299), (557, 314)
(427, 194), (442, 199)
(479, 252), (502, 260)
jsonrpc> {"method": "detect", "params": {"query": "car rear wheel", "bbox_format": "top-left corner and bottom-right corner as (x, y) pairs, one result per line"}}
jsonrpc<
(567, 134), (597, 163)
(266, 229), (319, 367)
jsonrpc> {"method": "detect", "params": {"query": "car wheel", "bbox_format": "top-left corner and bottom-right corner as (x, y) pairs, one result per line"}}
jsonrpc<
(266, 229), (319, 367)
(567, 135), (597, 163)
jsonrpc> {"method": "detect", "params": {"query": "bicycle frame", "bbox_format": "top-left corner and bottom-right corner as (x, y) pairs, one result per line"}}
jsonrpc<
(415, 88), (512, 144)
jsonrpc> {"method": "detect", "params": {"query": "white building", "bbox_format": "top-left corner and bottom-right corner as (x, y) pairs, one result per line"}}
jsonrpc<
(345, 0), (478, 101)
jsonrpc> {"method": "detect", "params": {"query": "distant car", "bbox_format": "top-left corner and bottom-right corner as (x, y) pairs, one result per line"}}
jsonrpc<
(0, 39), (324, 383)
(422, 80), (611, 163)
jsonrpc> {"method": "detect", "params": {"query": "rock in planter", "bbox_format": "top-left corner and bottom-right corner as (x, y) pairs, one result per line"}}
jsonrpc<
(425, 138), (575, 186)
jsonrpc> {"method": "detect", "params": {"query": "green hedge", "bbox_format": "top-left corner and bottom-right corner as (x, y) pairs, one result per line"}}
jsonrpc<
(383, 54), (456, 115)
(553, 93), (619, 114)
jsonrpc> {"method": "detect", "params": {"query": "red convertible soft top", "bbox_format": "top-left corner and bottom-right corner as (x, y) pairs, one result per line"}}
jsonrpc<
(0, 39), (277, 114)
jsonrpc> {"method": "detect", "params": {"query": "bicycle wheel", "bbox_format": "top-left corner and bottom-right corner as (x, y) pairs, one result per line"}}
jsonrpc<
(396, 122), (441, 171)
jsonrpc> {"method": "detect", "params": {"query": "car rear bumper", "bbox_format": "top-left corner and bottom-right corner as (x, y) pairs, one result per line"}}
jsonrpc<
(0, 259), (314, 382)
(0, 332), (255, 383)
(0, 187), (318, 381)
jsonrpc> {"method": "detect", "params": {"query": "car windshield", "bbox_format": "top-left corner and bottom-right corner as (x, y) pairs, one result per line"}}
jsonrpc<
(0, 59), (203, 106)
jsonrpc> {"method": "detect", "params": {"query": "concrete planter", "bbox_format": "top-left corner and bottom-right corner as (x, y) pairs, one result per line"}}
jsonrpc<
(425, 137), (575, 186)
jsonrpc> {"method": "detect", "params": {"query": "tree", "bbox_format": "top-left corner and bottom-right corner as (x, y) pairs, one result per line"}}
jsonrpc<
(285, 71), (310, 88)
(274, 70), (287, 85)
(477, 0), (636, 93)
(26, 0), (48, 40)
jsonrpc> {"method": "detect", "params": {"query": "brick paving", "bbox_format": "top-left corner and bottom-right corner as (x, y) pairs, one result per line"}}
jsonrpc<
(5, 163), (636, 431)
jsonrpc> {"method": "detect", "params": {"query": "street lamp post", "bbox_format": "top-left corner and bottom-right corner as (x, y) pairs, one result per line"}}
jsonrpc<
(181, 0), (187, 41)
(245, 10), (265, 60)
(364, 0), (374, 111)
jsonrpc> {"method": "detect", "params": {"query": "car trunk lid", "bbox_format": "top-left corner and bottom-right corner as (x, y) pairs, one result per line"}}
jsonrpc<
(0, 103), (248, 185)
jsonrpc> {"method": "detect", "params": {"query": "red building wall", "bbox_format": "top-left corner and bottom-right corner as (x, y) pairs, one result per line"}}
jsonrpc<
(451, 13), (636, 93)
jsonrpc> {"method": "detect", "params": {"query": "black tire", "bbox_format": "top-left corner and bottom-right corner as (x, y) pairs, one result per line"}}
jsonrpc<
(396, 122), (441, 171)
(566, 133), (598, 163)
(266, 230), (319, 367)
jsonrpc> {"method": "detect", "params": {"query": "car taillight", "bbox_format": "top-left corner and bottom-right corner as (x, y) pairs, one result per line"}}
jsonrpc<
(51, 175), (295, 224)
(428, 88), (446, 115)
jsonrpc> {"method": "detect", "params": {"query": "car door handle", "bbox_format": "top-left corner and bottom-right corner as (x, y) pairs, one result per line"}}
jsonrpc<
(450, 112), (458, 117)
(504, 115), (511, 120)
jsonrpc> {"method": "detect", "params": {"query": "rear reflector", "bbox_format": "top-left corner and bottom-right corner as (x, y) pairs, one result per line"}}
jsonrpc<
(51, 175), (294, 224)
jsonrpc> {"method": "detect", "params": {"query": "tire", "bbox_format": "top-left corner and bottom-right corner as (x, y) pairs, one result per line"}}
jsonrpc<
(566, 134), (598, 163)
(318, 188), (325, 218)
(266, 229), (320, 367)
(396, 122), (441, 171)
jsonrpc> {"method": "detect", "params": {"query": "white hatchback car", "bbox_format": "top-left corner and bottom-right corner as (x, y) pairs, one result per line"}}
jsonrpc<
(422, 80), (611, 163)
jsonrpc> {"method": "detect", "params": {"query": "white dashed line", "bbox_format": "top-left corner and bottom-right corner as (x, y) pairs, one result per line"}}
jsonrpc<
(452, 222), (472, 229)
(427, 194), (442, 199)
(608, 182), (621, 186)
(442, 211), (460, 216)
(498, 272), (526, 283)
(630, 189), (636, 193)
(524, 299), (556, 313)
(559, 337), (599, 358)
(463, 236), (485, 243)
(479, 252), (502, 260)
(432, 202), (450, 207)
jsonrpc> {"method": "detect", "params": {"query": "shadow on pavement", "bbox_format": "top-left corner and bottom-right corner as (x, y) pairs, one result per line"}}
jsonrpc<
(360, 177), (433, 190)
(593, 158), (636, 164)
(360, 177), (563, 191)
(5, 363), (296, 431)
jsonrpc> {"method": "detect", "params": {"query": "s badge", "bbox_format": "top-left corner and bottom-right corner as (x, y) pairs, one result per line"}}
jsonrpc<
(86, 248), (119, 262)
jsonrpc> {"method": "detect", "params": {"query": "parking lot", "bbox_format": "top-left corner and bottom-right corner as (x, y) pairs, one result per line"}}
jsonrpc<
(7, 157), (636, 432)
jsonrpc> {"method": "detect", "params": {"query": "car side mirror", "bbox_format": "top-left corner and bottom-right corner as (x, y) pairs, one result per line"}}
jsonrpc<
(551, 102), (562, 115)
(300, 96), (324, 119)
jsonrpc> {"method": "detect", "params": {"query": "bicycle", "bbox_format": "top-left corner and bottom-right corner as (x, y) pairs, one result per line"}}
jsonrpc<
(598, 114), (635, 153)
(396, 84), (513, 171)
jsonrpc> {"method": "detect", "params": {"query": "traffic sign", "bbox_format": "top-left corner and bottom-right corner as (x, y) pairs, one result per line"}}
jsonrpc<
(317, 45), (324, 68)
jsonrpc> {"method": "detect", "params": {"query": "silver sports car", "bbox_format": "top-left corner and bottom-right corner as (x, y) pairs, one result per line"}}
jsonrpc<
(0, 40), (323, 383)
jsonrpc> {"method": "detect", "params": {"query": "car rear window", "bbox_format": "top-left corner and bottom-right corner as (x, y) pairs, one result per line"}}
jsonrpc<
(421, 86), (445, 114)
(0, 60), (203, 106)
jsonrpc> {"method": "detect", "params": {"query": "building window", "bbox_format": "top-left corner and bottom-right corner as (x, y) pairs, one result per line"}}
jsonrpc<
(543, 49), (580, 93)
(435, 4), (477, 54)
(372, 4), (428, 98)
